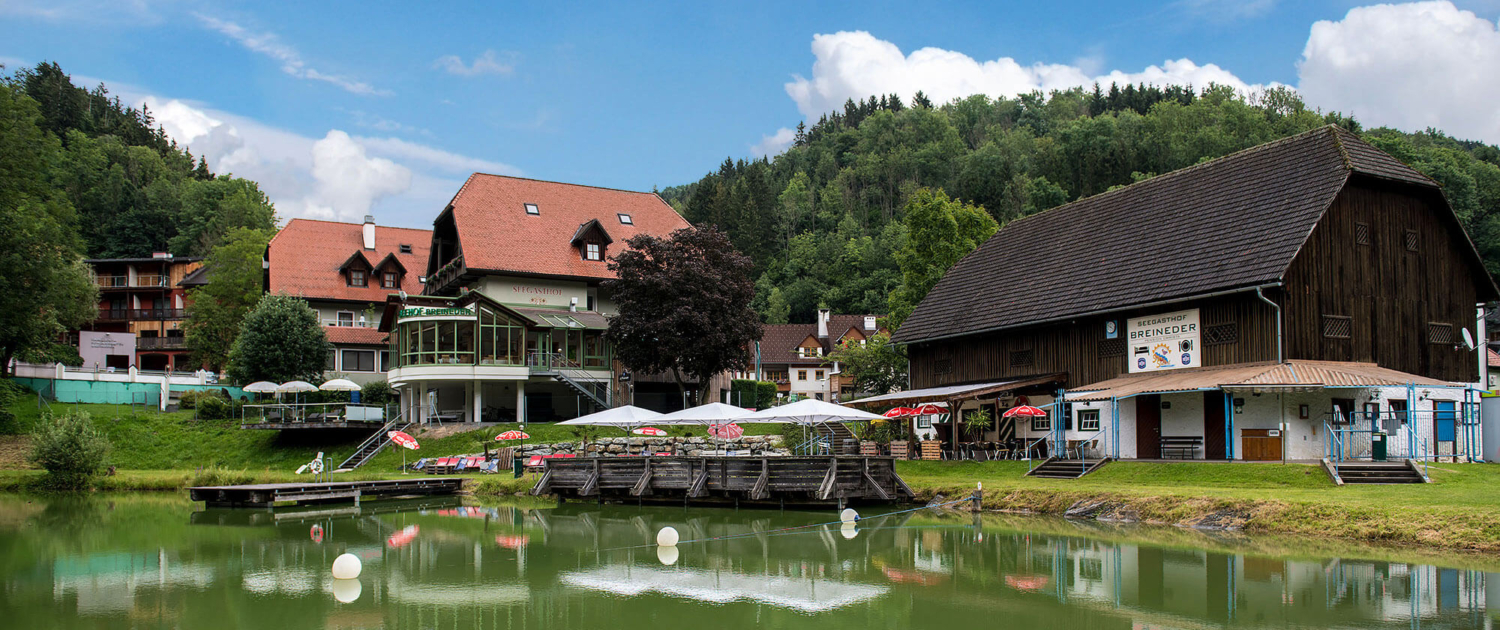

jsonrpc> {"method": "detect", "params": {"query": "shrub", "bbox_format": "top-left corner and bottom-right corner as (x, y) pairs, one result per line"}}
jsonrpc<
(0, 379), (28, 435)
(730, 379), (778, 409)
(361, 380), (396, 406)
(196, 394), (232, 420)
(29, 410), (111, 490)
(178, 389), (210, 409)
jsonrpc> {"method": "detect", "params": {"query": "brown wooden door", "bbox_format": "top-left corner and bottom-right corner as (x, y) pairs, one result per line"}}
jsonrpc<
(1241, 429), (1282, 461)
(1136, 395), (1161, 459)
(1204, 390), (1226, 460)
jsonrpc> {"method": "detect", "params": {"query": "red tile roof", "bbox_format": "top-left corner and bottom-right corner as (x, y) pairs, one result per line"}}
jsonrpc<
(445, 174), (691, 280)
(269, 219), (431, 302)
(1489, 348), (1500, 368)
(324, 326), (387, 346)
(759, 315), (885, 367)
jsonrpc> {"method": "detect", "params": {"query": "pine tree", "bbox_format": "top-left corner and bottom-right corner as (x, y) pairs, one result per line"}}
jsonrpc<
(913, 91), (932, 109)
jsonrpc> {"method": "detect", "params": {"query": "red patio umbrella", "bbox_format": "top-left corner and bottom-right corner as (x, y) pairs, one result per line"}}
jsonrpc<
(912, 404), (946, 415)
(495, 430), (531, 441)
(1002, 405), (1048, 418)
(882, 407), (915, 418)
(388, 431), (419, 450)
(631, 426), (668, 436)
(386, 525), (420, 548)
(708, 422), (744, 439)
(495, 534), (530, 550)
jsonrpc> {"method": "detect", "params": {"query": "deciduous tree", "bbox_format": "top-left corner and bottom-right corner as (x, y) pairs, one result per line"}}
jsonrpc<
(227, 294), (331, 384)
(886, 189), (998, 328)
(827, 332), (908, 396)
(185, 227), (271, 371)
(604, 226), (762, 405)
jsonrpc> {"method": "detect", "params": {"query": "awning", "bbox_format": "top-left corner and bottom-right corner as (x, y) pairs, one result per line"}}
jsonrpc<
(1067, 360), (1459, 401)
(845, 373), (1066, 408)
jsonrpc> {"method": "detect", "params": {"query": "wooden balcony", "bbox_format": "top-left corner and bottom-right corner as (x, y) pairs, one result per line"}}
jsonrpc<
(95, 308), (186, 322)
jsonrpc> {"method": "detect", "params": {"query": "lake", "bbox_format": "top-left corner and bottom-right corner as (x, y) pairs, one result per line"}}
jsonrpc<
(0, 494), (1491, 629)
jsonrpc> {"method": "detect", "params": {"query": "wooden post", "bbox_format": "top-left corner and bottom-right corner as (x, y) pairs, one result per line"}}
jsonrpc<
(971, 482), (983, 513)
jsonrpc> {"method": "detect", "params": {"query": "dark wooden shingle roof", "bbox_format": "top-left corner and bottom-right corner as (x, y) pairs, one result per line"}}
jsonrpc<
(893, 126), (1451, 345)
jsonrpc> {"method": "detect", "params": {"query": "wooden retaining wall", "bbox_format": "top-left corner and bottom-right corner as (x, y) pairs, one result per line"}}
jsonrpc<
(531, 456), (914, 505)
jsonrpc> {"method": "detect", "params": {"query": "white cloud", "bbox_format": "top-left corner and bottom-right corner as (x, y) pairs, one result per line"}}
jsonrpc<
(194, 13), (390, 96)
(133, 92), (517, 226)
(1297, 1), (1500, 144)
(750, 127), (797, 158)
(434, 50), (517, 77)
(783, 31), (1267, 118)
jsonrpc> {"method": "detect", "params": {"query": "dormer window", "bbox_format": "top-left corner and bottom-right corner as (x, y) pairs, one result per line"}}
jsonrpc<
(349, 268), (367, 287)
(382, 271), (399, 288)
(585, 243), (601, 261)
(524, 203), (539, 215)
(400, 244), (413, 254)
(618, 213), (633, 225)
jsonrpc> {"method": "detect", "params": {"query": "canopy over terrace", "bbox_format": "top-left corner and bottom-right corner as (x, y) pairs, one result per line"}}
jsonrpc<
(846, 374), (1068, 452)
(1065, 360), (1474, 462)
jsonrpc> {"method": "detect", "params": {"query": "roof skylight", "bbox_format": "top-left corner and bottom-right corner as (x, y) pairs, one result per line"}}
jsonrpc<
(525, 203), (539, 215)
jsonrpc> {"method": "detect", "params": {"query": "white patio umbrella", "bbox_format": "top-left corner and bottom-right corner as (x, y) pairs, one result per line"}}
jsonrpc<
(277, 380), (318, 394)
(742, 398), (883, 424)
(557, 405), (665, 429)
(243, 381), (279, 394)
(658, 403), (756, 455)
(319, 378), (361, 391)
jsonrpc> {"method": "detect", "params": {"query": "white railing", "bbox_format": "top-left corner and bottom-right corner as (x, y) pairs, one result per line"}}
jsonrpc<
(323, 319), (377, 328)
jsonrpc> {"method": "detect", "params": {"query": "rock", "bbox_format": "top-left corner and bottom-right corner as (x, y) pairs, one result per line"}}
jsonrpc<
(687, 449), (705, 456)
(925, 494), (947, 508)
(533, 448), (553, 456)
(688, 437), (706, 445)
(607, 444), (625, 453)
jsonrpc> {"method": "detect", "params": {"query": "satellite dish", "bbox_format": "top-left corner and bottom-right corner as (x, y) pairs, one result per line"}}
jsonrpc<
(1462, 327), (1476, 351)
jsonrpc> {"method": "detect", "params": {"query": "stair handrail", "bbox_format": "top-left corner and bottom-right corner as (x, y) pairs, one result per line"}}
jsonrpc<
(1410, 430), (1430, 479)
(1075, 426), (1108, 473)
(1023, 435), (1051, 473)
(339, 410), (409, 470)
(1325, 422), (1343, 463)
(554, 368), (610, 409)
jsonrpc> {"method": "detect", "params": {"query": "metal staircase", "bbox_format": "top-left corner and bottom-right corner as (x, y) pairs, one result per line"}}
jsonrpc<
(553, 368), (610, 410)
(338, 414), (412, 470)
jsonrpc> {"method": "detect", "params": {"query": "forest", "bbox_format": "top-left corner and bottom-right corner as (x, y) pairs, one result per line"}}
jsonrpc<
(5, 62), (277, 259)
(660, 84), (1500, 325)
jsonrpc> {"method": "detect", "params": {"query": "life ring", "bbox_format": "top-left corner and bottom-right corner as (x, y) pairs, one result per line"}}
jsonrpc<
(308, 458), (324, 475)
(310, 524), (324, 543)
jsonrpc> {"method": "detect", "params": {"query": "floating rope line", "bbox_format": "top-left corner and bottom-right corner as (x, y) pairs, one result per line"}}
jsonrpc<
(597, 495), (978, 552)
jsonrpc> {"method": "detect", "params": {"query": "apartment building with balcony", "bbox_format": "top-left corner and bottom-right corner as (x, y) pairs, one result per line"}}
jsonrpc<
(267, 216), (432, 385)
(80, 253), (205, 371)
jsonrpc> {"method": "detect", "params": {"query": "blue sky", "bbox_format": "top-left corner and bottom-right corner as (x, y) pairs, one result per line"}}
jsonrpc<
(3, 0), (1499, 229)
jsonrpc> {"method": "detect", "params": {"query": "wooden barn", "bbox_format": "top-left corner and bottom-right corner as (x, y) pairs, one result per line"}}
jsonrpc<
(881, 126), (1497, 470)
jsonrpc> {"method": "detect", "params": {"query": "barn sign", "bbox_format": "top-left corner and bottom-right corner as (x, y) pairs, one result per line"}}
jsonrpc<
(1127, 309), (1200, 373)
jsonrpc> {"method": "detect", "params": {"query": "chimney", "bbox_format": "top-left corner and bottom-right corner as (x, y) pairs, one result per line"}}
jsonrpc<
(817, 308), (830, 338)
(362, 215), (376, 250)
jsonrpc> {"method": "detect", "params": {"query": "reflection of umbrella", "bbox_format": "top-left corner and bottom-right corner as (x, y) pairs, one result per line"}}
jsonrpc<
(883, 407), (915, 418)
(1002, 405), (1047, 418)
(708, 423), (744, 439)
(386, 525), (419, 548)
(496, 534), (529, 550)
(1004, 574), (1051, 592)
(883, 566), (948, 586)
(495, 430), (530, 441)
(319, 378), (361, 391)
(631, 427), (667, 436)
(244, 381), (279, 393)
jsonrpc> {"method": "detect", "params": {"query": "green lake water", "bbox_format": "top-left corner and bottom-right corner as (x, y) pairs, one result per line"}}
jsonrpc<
(0, 494), (1492, 629)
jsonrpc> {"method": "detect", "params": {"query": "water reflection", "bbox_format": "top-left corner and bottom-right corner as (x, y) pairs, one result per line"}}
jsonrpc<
(0, 494), (1492, 629)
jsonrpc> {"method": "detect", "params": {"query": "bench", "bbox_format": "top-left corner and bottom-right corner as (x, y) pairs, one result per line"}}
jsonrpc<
(1159, 436), (1203, 459)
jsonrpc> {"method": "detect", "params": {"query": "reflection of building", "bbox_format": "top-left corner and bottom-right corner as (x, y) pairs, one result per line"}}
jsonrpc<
(79, 253), (204, 371)
(893, 127), (1497, 461)
(748, 309), (885, 402)
(268, 216), (431, 385)
(379, 174), (692, 423)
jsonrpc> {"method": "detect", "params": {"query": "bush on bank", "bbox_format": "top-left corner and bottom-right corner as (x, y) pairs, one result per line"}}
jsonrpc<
(29, 410), (111, 490)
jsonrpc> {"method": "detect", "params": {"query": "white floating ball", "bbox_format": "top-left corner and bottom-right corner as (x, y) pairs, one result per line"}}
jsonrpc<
(332, 578), (362, 603)
(840, 522), (858, 540)
(656, 526), (679, 547)
(840, 508), (859, 523)
(657, 545), (680, 566)
(331, 553), (362, 579)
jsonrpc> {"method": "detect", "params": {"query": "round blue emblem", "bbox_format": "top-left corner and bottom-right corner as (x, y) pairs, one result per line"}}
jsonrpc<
(1137, 358), (1147, 369)
(1181, 353), (1192, 365)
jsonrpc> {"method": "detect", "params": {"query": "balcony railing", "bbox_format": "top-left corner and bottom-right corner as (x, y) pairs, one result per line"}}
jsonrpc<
(323, 319), (377, 328)
(137, 336), (187, 350)
(96, 308), (186, 322)
(96, 275), (170, 289)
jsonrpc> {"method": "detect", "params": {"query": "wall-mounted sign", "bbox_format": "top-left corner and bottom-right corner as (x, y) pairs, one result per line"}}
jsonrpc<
(1127, 308), (1200, 373)
(398, 306), (475, 320)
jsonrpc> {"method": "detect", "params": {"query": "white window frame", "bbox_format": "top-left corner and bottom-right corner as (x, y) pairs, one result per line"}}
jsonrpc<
(1078, 409), (1100, 431)
(585, 243), (601, 261)
(1032, 416), (1051, 431)
(341, 349), (376, 372)
(524, 203), (539, 215)
(336, 311), (355, 327)
(618, 213), (633, 224)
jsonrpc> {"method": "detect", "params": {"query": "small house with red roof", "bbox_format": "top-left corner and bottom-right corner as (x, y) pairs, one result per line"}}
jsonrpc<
(748, 309), (886, 402)
(378, 174), (692, 424)
(267, 216), (431, 384)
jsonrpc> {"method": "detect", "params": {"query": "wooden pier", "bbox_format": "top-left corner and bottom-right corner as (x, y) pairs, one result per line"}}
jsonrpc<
(531, 456), (914, 505)
(189, 478), (463, 508)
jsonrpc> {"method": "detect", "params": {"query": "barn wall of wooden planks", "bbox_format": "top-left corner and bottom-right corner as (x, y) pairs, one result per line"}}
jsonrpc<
(908, 179), (1485, 390)
(532, 456), (915, 505)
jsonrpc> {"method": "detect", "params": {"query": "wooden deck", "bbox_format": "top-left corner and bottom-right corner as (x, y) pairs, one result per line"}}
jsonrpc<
(188, 478), (463, 508)
(531, 456), (915, 506)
